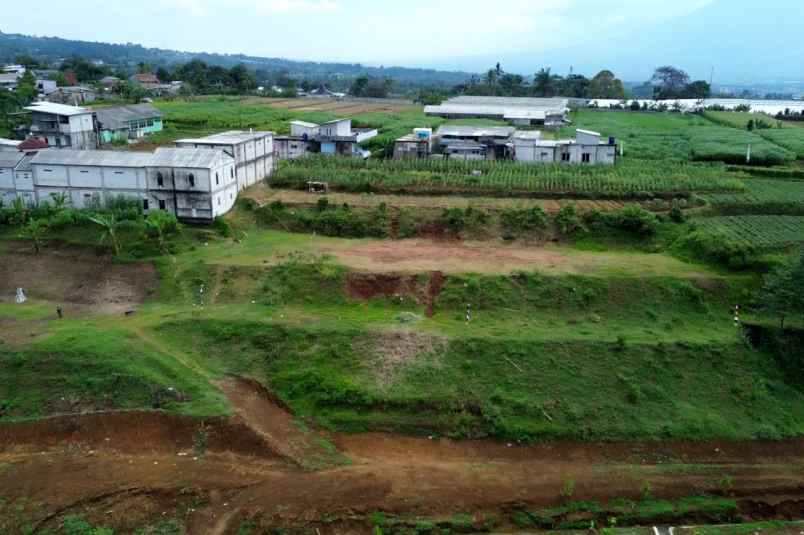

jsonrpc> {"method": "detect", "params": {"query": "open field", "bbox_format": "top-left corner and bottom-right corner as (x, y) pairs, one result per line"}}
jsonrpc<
(704, 111), (804, 159)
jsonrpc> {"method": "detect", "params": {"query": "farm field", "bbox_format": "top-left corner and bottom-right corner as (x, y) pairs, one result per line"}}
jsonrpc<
(703, 178), (804, 214)
(705, 111), (804, 159)
(270, 155), (744, 198)
(246, 182), (633, 213)
(693, 215), (804, 250)
(564, 109), (795, 165)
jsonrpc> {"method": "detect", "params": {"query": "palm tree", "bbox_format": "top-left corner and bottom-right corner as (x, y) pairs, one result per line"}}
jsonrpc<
(533, 67), (555, 97)
(89, 214), (123, 256)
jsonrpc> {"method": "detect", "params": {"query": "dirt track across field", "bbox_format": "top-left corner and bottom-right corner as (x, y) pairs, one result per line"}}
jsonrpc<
(2, 378), (804, 533)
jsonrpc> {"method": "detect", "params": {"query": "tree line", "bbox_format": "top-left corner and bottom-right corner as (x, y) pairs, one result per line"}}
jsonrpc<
(417, 63), (713, 103)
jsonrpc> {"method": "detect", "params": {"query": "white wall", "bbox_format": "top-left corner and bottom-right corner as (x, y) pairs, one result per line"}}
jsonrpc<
(0, 167), (15, 189)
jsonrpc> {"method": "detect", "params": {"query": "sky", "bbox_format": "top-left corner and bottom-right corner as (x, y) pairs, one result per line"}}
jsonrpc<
(2, 0), (716, 64)
(2, 0), (802, 82)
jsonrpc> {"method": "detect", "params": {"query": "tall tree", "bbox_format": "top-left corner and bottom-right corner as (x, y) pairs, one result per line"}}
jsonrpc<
(686, 80), (712, 99)
(15, 70), (37, 105)
(588, 70), (625, 99)
(533, 67), (556, 97)
(651, 66), (691, 99)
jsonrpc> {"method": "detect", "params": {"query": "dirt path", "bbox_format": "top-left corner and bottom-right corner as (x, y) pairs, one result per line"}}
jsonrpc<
(2, 379), (804, 533)
(216, 377), (346, 470)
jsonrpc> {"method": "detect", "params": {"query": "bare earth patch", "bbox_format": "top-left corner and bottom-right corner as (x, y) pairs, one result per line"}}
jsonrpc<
(325, 238), (572, 274)
(0, 241), (157, 315)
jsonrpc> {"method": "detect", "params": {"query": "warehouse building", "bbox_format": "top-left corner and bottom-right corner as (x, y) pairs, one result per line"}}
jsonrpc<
(20, 147), (236, 222)
(425, 96), (570, 127)
(174, 130), (274, 191)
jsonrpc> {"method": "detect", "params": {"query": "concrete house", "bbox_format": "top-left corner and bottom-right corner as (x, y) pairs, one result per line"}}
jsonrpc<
(174, 131), (274, 192)
(0, 138), (22, 152)
(129, 73), (161, 91)
(513, 129), (617, 165)
(317, 119), (377, 158)
(24, 102), (97, 150)
(147, 148), (237, 221)
(96, 104), (164, 144)
(48, 86), (97, 105)
(393, 128), (434, 160)
(36, 79), (58, 96)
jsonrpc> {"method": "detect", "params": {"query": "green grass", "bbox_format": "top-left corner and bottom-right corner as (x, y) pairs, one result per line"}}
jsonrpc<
(563, 110), (795, 166)
(692, 216), (804, 250)
(270, 156), (743, 198)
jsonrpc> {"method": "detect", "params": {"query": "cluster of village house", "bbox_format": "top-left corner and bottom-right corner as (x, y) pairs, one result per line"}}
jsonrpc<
(0, 95), (615, 222)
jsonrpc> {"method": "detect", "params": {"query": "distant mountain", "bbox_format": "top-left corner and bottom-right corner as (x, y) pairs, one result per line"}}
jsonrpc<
(0, 31), (475, 87)
(432, 0), (804, 85)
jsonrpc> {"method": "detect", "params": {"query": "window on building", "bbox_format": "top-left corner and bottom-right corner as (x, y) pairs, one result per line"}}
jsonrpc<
(215, 173), (219, 185)
(143, 199), (149, 210)
(158, 199), (166, 210)
(59, 116), (69, 124)
(218, 197), (221, 205)
(55, 138), (61, 148)
(157, 172), (164, 186)
(188, 174), (195, 187)
(582, 153), (591, 163)
(230, 168), (234, 178)
(561, 153), (570, 162)
(80, 170), (89, 174)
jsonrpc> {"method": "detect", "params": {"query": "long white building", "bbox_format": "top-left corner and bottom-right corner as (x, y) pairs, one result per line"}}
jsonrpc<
(16, 147), (237, 222)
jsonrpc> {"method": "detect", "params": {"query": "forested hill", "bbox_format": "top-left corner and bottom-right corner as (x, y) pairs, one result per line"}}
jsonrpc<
(0, 31), (473, 86)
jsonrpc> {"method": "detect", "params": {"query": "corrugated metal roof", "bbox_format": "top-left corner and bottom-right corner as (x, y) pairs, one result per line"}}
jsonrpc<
(174, 130), (273, 145)
(577, 129), (601, 137)
(31, 149), (154, 167)
(436, 125), (515, 138)
(290, 120), (319, 128)
(95, 104), (163, 130)
(504, 110), (547, 120)
(321, 118), (350, 125)
(0, 152), (25, 168)
(513, 130), (542, 140)
(448, 96), (569, 107)
(0, 138), (21, 147)
(24, 102), (92, 116)
(151, 148), (230, 168)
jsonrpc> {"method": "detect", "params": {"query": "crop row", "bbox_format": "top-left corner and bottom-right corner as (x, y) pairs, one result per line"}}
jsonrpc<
(270, 157), (744, 199)
(692, 215), (804, 249)
(704, 179), (804, 214)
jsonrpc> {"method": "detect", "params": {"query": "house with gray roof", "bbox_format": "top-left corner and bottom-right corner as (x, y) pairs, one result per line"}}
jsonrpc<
(96, 103), (164, 144)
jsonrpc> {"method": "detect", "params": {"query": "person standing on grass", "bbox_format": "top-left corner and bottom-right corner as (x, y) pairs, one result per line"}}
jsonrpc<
(466, 303), (472, 323)
(56, 306), (63, 319)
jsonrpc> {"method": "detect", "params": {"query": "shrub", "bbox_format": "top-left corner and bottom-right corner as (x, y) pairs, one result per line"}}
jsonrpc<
(500, 206), (548, 236)
(677, 228), (759, 269)
(555, 204), (584, 235)
(213, 217), (233, 237)
(607, 205), (660, 236)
